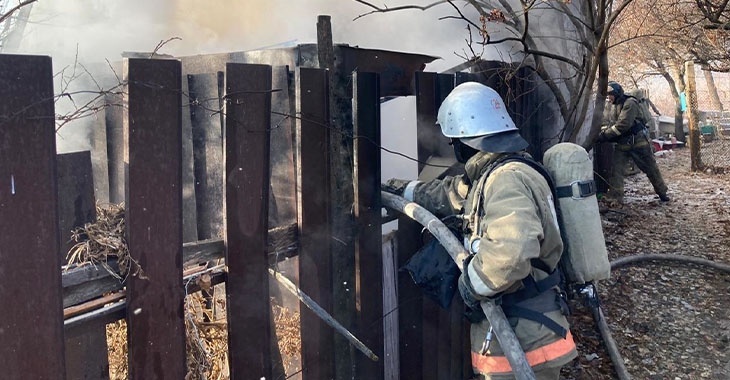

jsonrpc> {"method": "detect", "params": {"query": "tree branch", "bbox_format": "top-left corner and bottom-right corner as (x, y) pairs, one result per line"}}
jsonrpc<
(0, 0), (37, 25)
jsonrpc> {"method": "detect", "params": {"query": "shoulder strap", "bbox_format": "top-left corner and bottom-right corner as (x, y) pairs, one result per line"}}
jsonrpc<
(484, 155), (559, 202)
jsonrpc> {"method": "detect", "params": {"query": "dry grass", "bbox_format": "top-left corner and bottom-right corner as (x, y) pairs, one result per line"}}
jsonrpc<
(106, 287), (231, 380)
(70, 203), (302, 379)
(106, 320), (128, 379)
(272, 301), (301, 359)
(105, 289), (303, 380)
(65, 202), (144, 280)
(184, 287), (229, 380)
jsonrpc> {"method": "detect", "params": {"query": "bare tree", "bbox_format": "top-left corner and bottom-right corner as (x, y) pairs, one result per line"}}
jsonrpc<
(609, 0), (730, 141)
(0, 0), (37, 52)
(354, 0), (646, 148)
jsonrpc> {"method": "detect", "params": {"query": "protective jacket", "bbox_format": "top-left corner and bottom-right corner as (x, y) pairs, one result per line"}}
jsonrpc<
(601, 96), (648, 146)
(406, 151), (577, 378)
(599, 96), (668, 201)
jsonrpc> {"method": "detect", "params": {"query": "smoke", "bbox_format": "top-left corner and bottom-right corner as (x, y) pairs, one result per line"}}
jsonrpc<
(15, 0), (479, 153)
(20, 1), (473, 70)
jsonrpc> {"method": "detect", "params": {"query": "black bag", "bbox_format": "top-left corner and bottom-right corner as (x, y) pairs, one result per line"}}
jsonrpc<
(400, 235), (461, 309)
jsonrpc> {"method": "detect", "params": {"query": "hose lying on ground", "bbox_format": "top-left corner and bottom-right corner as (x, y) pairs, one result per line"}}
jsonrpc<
(595, 253), (730, 380)
(592, 302), (631, 380)
(382, 191), (537, 380)
(611, 253), (730, 273)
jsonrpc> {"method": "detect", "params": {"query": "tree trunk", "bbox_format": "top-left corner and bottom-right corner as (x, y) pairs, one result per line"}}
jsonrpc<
(660, 67), (686, 142)
(702, 66), (724, 111)
(674, 107), (685, 141)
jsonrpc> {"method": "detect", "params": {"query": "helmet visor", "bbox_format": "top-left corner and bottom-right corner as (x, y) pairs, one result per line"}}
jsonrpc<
(461, 130), (528, 153)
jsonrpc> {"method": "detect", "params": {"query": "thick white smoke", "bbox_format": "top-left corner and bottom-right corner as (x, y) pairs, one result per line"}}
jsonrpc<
(15, 0), (479, 154)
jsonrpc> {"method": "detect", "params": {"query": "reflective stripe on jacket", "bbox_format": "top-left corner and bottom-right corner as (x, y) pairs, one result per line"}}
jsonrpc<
(471, 331), (577, 374)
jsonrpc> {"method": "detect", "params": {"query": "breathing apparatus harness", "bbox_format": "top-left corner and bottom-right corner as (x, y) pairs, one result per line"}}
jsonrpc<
(462, 153), (585, 339)
(612, 95), (650, 146)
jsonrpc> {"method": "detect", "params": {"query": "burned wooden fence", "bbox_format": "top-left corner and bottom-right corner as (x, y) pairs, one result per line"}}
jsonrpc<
(0, 52), (386, 380)
(0, 51), (543, 379)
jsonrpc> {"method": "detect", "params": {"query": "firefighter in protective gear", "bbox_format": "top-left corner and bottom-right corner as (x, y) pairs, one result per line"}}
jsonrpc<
(383, 82), (577, 379)
(597, 81), (670, 202)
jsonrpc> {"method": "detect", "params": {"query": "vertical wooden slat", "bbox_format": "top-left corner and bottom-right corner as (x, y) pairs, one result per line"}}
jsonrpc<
(415, 72), (439, 172)
(382, 236), (399, 379)
(106, 91), (126, 204)
(180, 72), (199, 243)
(437, 73), (459, 379)
(268, 65), (298, 227)
(57, 151), (97, 259)
(91, 105), (111, 203)
(224, 63), (273, 379)
(414, 72), (457, 379)
(353, 71), (384, 378)
(296, 66), (335, 380)
(320, 17), (358, 377)
(124, 58), (186, 380)
(446, 72), (480, 378)
(396, 217), (423, 380)
(0, 54), (66, 379)
(189, 72), (225, 240)
(422, 297), (440, 379)
(58, 151), (110, 379)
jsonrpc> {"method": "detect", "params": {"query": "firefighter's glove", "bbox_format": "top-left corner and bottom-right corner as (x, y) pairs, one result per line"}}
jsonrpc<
(596, 130), (609, 143)
(458, 255), (487, 323)
(381, 178), (411, 196)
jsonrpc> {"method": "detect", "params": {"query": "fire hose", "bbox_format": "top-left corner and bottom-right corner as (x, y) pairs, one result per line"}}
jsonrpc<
(593, 253), (730, 380)
(384, 187), (730, 380)
(381, 191), (537, 380)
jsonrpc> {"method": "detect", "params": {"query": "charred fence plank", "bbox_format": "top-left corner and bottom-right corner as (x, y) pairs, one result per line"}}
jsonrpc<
(188, 72), (225, 240)
(268, 65), (297, 228)
(124, 58), (187, 380)
(224, 63), (273, 380)
(57, 151), (110, 379)
(57, 151), (96, 260)
(296, 66), (335, 380)
(0, 54), (66, 379)
(414, 71), (459, 379)
(353, 71), (384, 378)
(180, 71), (199, 243)
(396, 216), (424, 380)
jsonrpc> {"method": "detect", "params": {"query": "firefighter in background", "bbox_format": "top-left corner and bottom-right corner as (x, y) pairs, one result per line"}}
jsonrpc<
(383, 82), (577, 379)
(597, 81), (670, 202)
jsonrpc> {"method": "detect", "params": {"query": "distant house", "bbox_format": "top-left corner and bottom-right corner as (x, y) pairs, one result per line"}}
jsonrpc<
(655, 115), (688, 137)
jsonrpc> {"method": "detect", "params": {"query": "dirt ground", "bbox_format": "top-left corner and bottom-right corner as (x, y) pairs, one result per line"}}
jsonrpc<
(561, 146), (730, 379)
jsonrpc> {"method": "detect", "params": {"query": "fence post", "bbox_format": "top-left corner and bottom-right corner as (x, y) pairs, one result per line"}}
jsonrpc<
(685, 60), (704, 171)
(124, 58), (187, 380)
(224, 63), (273, 379)
(353, 71), (384, 378)
(0, 54), (66, 379)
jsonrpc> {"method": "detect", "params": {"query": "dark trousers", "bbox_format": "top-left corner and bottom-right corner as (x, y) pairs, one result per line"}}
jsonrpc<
(607, 139), (668, 200)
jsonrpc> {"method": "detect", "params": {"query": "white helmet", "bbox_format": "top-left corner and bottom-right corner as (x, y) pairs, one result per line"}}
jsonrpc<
(437, 82), (527, 153)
